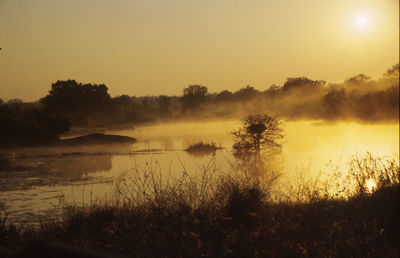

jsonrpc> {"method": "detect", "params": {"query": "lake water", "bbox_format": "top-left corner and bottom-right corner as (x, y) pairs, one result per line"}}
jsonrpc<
(0, 120), (398, 226)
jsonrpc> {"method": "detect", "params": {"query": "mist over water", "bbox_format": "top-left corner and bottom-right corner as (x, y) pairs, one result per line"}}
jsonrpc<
(0, 119), (398, 225)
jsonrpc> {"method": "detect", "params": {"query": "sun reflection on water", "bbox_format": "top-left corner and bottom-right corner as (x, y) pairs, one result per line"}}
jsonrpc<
(365, 178), (377, 193)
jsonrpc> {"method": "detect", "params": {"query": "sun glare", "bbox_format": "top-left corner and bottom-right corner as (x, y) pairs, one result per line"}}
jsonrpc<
(352, 12), (373, 32)
(365, 178), (377, 193)
(357, 17), (368, 27)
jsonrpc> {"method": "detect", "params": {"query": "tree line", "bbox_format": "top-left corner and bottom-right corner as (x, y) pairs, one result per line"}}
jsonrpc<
(0, 64), (398, 146)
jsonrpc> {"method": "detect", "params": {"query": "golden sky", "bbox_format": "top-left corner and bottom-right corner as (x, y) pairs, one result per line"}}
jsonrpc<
(0, 0), (398, 101)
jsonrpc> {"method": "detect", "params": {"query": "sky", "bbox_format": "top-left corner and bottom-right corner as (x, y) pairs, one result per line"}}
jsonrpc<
(0, 0), (398, 101)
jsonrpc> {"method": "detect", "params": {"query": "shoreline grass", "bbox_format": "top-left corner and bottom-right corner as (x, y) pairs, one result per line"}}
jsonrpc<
(1, 155), (399, 257)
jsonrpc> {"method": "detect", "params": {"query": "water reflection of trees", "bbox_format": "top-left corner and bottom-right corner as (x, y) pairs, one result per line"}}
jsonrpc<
(40, 154), (112, 180)
(0, 154), (113, 191)
(186, 150), (218, 158)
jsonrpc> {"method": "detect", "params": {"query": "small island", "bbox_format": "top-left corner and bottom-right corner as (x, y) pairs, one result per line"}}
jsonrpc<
(184, 142), (223, 156)
(58, 133), (137, 146)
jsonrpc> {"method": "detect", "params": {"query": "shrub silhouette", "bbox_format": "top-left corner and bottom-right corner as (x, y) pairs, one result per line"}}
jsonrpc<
(225, 183), (265, 225)
(232, 114), (284, 174)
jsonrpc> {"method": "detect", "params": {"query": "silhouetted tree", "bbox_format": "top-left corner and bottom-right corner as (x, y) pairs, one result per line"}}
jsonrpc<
(158, 95), (172, 116)
(322, 88), (347, 118)
(215, 90), (234, 102)
(111, 95), (131, 107)
(108, 95), (139, 123)
(264, 85), (281, 97)
(345, 74), (371, 84)
(0, 102), (70, 146)
(234, 86), (259, 100)
(232, 114), (283, 175)
(282, 77), (325, 93)
(354, 86), (399, 121)
(168, 96), (183, 118)
(182, 85), (208, 112)
(41, 80), (111, 125)
(183, 85), (208, 96)
(384, 63), (399, 78)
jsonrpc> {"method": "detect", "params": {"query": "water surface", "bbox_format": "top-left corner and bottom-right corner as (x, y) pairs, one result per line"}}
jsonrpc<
(0, 120), (398, 225)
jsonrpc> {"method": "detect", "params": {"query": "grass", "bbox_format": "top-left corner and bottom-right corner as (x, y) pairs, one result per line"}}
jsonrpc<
(0, 155), (399, 257)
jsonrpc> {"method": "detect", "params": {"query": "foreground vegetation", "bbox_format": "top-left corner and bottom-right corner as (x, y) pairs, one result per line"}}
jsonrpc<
(1, 155), (399, 257)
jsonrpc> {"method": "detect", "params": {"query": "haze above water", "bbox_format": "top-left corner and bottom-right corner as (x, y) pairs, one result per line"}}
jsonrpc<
(111, 120), (399, 171)
(1, 120), (398, 225)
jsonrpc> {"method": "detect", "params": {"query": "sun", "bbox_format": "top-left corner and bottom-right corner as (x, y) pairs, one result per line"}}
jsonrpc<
(352, 13), (372, 31)
(357, 16), (368, 27)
